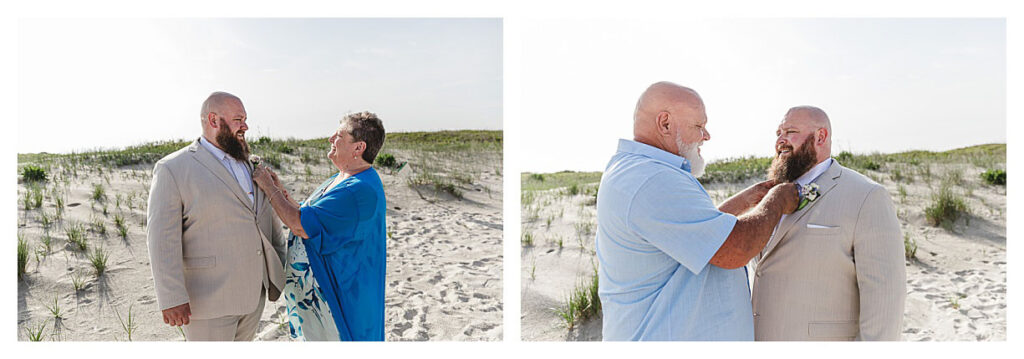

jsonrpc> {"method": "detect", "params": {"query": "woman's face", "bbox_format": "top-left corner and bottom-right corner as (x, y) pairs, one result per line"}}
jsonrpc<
(328, 124), (364, 170)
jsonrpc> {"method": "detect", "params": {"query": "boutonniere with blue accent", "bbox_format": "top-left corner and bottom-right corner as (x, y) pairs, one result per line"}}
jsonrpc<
(796, 183), (820, 211)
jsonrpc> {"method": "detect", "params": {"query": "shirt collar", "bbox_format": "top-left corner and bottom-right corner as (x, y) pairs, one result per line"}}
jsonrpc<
(199, 136), (233, 162)
(795, 157), (834, 186)
(617, 139), (692, 173)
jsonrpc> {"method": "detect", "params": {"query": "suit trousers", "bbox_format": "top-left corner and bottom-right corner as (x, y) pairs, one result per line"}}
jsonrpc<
(184, 287), (266, 341)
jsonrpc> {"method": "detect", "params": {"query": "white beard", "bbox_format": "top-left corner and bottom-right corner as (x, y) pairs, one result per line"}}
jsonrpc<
(676, 134), (706, 178)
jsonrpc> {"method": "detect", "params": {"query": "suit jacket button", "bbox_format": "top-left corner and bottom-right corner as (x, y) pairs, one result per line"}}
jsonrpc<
(753, 313), (759, 317)
(257, 250), (262, 256)
(756, 272), (762, 277)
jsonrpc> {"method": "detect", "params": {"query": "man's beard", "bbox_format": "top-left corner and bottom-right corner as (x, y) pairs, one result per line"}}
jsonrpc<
(768, 135), (817, 183)
(216, 119), (250, 161)
(675, 133), (706, 177)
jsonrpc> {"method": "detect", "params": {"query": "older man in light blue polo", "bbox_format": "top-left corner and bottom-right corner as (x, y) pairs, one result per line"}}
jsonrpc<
(596, 82), (799, 341)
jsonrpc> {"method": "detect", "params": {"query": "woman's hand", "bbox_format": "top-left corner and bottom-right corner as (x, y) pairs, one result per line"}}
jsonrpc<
(253, 165), (277, 192)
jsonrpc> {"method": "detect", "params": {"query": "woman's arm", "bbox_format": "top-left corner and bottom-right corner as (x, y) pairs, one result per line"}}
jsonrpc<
(254, 166), (309, 238)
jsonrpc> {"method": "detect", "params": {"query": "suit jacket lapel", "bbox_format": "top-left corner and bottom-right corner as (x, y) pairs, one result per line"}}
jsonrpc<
(760, 161), (844, 261)
(189, 139), (255, 214)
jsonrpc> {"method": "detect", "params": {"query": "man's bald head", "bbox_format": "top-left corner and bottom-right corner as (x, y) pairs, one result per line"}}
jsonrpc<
(784, 106), (831, 134)
(775, 105), (832, 164)
(200, 91), (242, 125)
(634, 81), (703, 132)
(631, 81), (711, 176)
(633, 81), (708, 151)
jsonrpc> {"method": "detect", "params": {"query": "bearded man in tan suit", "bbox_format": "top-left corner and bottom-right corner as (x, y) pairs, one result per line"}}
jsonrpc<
(750, 106), (906, 341)
(147, 92), (286, 341)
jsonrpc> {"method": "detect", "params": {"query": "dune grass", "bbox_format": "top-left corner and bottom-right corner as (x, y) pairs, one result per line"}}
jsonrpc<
(521, 171), (602, 192)
(18, 233), (30, 280)
(46, 295), (64, 320)
(114, 303), (139, 341)
(88, 247), (109, 277)
(20, 164), (48, 182)
(981, 169), (1006, 186)
(925, 184), (969, 231)
(904, 233), (917, 260)
(65, 221), (87, 251)
(24, 319), (49, 341)
(554, 269), (601, 331)
(70, 271), (86, 293)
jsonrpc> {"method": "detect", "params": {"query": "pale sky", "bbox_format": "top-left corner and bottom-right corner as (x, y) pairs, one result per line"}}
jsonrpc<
(520, 18), (1006, 173)
(18, 18), (502, 154)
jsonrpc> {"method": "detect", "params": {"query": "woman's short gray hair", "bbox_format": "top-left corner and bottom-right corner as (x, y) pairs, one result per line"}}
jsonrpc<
(342, 111), (386, 164)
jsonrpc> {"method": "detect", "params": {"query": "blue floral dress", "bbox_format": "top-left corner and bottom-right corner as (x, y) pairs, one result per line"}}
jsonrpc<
(283, 179), (340, 341)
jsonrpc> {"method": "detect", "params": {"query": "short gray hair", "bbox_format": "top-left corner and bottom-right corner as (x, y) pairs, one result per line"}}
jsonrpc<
(342, 111), (386, 164)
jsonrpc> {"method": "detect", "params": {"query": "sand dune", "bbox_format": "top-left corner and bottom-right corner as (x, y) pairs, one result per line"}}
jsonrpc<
(521, 151), (1005, 341)
(17, 134), (503, 341)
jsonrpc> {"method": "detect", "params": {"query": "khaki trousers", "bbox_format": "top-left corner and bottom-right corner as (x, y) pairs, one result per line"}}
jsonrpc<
(184, 287), (266, 341)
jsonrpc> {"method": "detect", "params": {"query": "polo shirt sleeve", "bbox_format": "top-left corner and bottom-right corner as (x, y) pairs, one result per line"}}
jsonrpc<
(627, 170), (737, 274)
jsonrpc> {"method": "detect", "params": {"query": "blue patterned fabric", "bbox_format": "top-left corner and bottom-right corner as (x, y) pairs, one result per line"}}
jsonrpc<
(283, 178), (340, 341)
(298, 168), (387, 341)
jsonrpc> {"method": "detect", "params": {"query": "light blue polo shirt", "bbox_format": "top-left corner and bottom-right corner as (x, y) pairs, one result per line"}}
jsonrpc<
(596, 139), (752, 341)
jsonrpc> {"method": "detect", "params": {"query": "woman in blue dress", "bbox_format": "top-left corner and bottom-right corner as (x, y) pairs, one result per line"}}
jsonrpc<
(252, 111), (387, 341)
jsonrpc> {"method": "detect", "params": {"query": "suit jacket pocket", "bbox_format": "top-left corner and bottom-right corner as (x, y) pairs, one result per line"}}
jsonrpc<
(808, 321), (858, 339)
(805, 225), (842, 236)
(184, 256), (216, 269)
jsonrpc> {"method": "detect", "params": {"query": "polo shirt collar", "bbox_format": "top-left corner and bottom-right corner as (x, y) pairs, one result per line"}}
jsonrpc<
(618, 139), (692, 173)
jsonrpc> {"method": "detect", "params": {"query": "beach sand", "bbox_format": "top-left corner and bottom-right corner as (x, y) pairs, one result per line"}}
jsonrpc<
(17, 138), (503, 341)
(520, 161), (1005, 341)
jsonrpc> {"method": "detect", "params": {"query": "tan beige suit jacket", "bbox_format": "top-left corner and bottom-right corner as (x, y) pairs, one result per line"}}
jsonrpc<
(147, 139), (287, 320)
(751, 161), (906, 341)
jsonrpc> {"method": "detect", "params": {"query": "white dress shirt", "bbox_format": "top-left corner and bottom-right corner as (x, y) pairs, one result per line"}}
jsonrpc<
(199, 137), (254, 205)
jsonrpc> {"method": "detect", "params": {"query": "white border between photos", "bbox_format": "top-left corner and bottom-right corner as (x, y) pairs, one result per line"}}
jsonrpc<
(2, 0), (1020, 358)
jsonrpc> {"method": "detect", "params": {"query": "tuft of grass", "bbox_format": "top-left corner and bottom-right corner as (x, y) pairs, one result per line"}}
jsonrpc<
(375, 153), (397, 168)
(91, 183), (106, 203)
(522, 231), (535, 247)
(24, 319), (49, 341)
(115, 214), (129, 240)
(18, 233), (30, 280)
(23, 184), (45, 210)
(897, 184), (908, 204)
(574, 221), (595, 241)
(65, 221), (87, 251)
(890, 167), (908, 183)
(522, 171), (602, 192)
(21, 165), (49, 182)
(553, 269), (601, 331)
(904, 233), (917, 260)
(114, 303), (139, 341)
(924, 185), (968, 230)
(70, 271), (86, 293)
(88, 247), (109, 277)
(55, 195), (65, 217)
(981, 169), (1006, 186)
(90, 217), (107, 236)
(40, 234), (53, 255)
(408, 172), (463, 199)
(46, 295), (64, 320)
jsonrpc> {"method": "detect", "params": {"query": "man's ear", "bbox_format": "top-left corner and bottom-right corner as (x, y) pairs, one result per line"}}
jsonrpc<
(207, 113), (219, 128)
(655, 111), (672, 136)
(817, 128), (829, 145)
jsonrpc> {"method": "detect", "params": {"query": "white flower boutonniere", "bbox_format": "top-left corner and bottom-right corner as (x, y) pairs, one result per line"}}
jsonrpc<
(249, 154), (262, 167)
(796, 183), (820, 211)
